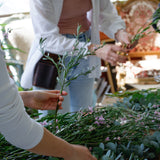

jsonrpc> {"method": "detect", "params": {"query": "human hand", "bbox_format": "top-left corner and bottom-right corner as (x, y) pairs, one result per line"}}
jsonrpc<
(115, 29), (138, 50)
(125, 39), (139, 50)
(64, 144), (97, 160)
(115, 29), (131, 45)
(20, 90), (67, 110)
(95, 44), (127, 66)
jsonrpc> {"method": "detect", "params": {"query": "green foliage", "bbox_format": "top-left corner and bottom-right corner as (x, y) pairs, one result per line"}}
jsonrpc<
(111, 88), (160, 112)
(130, 23), (154, 44)
(1, 88), (160, 159)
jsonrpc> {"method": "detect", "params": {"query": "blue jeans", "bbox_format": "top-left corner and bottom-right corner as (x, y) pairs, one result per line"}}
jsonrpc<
(63, 30), (97, 112)
(34, 30), (97, 117)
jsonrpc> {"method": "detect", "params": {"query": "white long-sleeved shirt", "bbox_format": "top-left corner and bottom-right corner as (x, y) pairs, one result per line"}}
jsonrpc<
(0, 50), (43, 149)
(21, 0), (126, 89)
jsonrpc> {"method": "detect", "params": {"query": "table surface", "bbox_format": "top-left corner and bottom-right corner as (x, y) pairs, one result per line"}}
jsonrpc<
(127, 83), (160, 90)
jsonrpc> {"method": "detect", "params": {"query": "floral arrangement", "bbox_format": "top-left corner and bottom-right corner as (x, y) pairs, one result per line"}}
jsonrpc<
(1, 88), (160, 160)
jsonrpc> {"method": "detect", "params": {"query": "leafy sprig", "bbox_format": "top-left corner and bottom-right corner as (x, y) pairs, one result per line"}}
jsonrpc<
(124, 8), (160, 49)
(130, 22), (154, 44)
(1, 89), (160, 159)
(39, 25), (97, 130)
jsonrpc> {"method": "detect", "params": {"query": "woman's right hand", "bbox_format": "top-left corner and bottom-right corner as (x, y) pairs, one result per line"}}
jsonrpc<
(94, 44), (128, 66)
(65, 144), (97, 160)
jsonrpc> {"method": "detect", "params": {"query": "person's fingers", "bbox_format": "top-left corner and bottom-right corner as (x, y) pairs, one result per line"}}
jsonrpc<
(105, 49), (119, 66)
(42, 106), (63, 110)
(107, 58), (117, 66)
(58, 101), (63, 107)
(107, 53), (127, 66)
(111, 44), (123, 52)
(36, 91), (59, 99)
(44, 90), (60, 94)
(42, 101), (63, 110)
(44, 90), (67, 97)
(111, 44), (128, 54)
(116, 30), (131, 44)
(47, 93), (60, 99)
(61, 91), (68, 96)
(123, 33), (132, 44)
(59, 96), (64, 101)
(108, 58), (117, 66)
(127, 40), (138, 49)
(118, 55), (127, 63)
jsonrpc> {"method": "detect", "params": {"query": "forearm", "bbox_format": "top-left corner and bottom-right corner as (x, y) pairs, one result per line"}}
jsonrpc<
(19, 91), (31, 107)
(28, 127), (72, 158)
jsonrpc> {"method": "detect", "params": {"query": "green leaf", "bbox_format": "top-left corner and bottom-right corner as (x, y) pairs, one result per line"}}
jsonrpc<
(99, 143), (105, 150)
(105, 150), (111, 157)
(92, 147), (104, 156)
(140, 143), (144, 151)
(106, 142), (117, 152)
(149, 140), (159, 149)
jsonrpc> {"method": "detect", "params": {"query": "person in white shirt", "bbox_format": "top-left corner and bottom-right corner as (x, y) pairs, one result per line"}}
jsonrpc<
(21, 0), (134, 116)
(0, 49), (97, 160)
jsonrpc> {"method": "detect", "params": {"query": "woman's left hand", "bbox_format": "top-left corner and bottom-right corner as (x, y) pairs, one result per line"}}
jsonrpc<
(115, 29), (138, 50)
(20, 90), (67, 110)
(115, 29), (131, 44)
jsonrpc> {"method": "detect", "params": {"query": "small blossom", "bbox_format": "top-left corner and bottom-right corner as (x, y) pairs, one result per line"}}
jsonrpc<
(117, 137), (121, 140)
(95, 115), (106, 125)
(95, 117), (98, 120)
(72, 46), (75, 50)
(154, 111), (158, 115)
(105, 137), (110, 141)
(88, 106), (93, 113)
(153, 105), (158, 108)
(94, 121), (100, 126)
(88, 125), (95, 132)
(3, 32), (8, 39)
(99, 115), (105, 121)
(39, 120), (48, 126)
(106, 124), (110, 128)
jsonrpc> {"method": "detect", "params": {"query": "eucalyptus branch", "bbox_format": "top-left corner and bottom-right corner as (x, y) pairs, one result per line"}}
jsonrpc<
(39, 25), (102, 131)
(130, 22), (154, 44)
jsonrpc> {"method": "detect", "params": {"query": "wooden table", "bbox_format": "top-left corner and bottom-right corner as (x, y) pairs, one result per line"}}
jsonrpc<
(126, 83), (160, 90)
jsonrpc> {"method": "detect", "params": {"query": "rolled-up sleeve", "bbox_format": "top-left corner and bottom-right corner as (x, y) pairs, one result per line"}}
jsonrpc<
(0, 51), (44, 150)
(99, 0), (126, 39)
